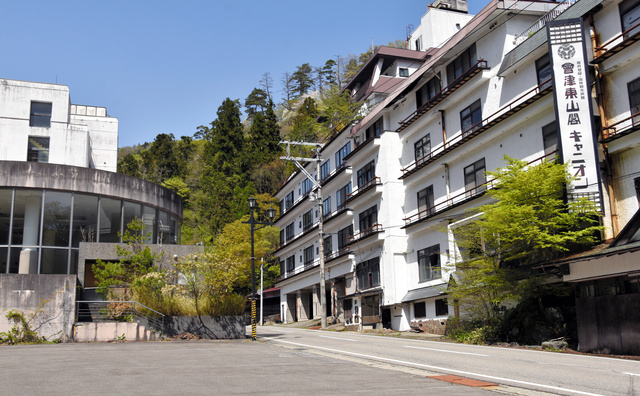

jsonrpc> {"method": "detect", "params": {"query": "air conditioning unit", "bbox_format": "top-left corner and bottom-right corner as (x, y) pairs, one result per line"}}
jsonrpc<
(431, 0), (468, 13)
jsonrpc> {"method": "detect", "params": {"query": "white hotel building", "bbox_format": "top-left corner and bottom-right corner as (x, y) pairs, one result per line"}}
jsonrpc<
(274, 0), (640, 352)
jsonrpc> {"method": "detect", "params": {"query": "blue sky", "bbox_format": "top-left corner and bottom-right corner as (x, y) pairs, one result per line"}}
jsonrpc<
(2, 1), (483, 147)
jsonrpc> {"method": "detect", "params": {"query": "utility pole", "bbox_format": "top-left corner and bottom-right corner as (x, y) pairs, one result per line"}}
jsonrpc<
(280, 141), (327, 329)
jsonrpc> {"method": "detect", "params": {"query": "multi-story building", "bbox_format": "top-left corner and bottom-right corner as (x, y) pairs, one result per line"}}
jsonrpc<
(275, 0), (640, 352)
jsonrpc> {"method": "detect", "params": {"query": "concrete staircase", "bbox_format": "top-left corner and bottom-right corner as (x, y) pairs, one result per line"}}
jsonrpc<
(73, 322), (159, 342)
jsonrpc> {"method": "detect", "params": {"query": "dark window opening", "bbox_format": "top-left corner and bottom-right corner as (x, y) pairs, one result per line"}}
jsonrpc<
(358, 205), (378, 234)
(365, 117), (383, 140)
(416, 76), (441, 108)
(446, 44), (477, 84)
(418, 244), (441, 282)
(27, 136), (49, 163)
(336, 183), (352, 209)
(464, 158), (486, 196)
(357, 160), (376, 188)
(417, 185), (434, 215)
(304, 245), (314, 265)
(357, 257), (380, 290)
(29, 102), (52, 128)
(460, 99), (482, 135)
(414, 302), (426, 318)
(536, 54), (552, 90)
(542, 122), (559, 157)
(435, 299), (448, 316)
(337, 225), (353, 250)
(414, 134), (431, 163)
(620, 0), (640, 38)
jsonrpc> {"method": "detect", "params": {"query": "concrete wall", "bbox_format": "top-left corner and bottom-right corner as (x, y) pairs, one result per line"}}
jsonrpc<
(74, 322), (158, 342)
(163, 316), (245, 339)
(0, 274), (77, 341)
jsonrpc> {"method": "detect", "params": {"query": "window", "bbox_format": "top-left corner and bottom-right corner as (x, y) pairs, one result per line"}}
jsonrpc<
(620, 0), (640, 38)
(416, 76), (440, 108)
(365, 117), (383, 140)
(435, 299), (448, 316)
(304, 245), (314, 265)
(335, 142), (351, 166)
(280, 229), (285, 245)
(27, 136), (49, 163)
(302, 178), (313, 196)
(322, 197), (331, 216)
(464, 158), (486, 195)
(446, 44), (477, 84)
(303, 210), (313, 230)
(324, 235), (333, 255)
(460, 99), (482, 135)
(320, 160), (331, 181)
(536, 54), (552, 90)
(628, 77), (640, 122)
(356, 257), (380, 290)
(285, 222), (295, 241)
(415, 37), (422, 51)
(542, 122), (558, 156)
(338, 225), (353, 250)
(417, 185), (434, 215)
(357, 160), (376, 188)
(635, 177), (640, 205)
(281, 191), (294, 213)
(399, 67), (409, 77)
(336, 183), (351, 209)
(414, 134), (431, 163)
(359, 205), (378, 234)
(29, 102), (52, 128)
(280, 260), (285, 275)
(286, 255), (295, 273)
(418, 244), (441, 282)
(414, 302), (426, 318)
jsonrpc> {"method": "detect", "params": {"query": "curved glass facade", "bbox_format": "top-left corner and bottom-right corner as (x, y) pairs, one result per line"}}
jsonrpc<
(0, 188), (181, 274)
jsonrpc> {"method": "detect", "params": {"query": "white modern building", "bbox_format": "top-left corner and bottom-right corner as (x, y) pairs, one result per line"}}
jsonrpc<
(275, 0), (640, 353)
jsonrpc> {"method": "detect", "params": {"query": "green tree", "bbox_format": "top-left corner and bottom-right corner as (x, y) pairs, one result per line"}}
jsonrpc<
(244, 88), (269, 120)
(117, 153), (141, 178)
(449, 156), (603, 323)
(149, 133), (179, 182)
(314, 85), (362, 141)
(290, 63), (314, 97)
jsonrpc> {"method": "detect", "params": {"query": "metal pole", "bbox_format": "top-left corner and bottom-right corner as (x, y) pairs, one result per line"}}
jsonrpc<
(317, 153), (327, 329)
(260, 258), (264, 326)
(250, 208), (257, 341)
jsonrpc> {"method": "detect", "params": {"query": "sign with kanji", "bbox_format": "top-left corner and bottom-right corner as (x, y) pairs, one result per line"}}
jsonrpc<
(547, 19), (602, 209)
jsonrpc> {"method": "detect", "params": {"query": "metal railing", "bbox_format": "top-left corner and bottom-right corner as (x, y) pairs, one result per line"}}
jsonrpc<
(76, 300), (165, 335)
(512, 0), (576, 45)
(348, 224), (384, 245)
(602, 111), (640, 141)
(347, 177), (382, 201)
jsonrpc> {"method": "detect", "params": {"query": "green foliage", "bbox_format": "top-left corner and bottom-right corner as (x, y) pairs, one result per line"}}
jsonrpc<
(245, 88), (269, 119)
(314, 85), (362, 141)
(0, 310), (48, 345)
(290, 63), (314, 97)
(449, 156), (603, 323)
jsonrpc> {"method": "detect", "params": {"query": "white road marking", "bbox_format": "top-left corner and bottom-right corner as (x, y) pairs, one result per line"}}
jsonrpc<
(269, 339), (604, 396)
(623, 372), (640, 377)
(405, 345), (488, 356)
(319, 335), (357, 342)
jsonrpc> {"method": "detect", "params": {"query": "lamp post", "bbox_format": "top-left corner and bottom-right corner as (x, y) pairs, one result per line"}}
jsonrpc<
(243, 196), (276, 341)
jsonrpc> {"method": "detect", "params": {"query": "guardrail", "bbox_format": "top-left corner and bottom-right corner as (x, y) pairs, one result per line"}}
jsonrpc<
(602, 111), (640, 141)
(512, 0), (575, 45)
(76, 300), (165, 335)
(348, 224), (384, 245)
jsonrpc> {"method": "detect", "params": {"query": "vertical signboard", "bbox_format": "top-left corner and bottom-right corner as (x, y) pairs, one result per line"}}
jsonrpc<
(547, 19), (603, 210)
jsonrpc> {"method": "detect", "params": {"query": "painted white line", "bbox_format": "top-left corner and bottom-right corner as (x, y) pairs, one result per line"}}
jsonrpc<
(405, 345), (487, 356)
(623, 372), (640, 377)
(270, 329), (294, 333)
(269, 339), (604, 396)
(319, 335), (357, 342)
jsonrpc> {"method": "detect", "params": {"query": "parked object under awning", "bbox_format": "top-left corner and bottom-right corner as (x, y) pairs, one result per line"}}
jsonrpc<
(401, 284), (447, 303)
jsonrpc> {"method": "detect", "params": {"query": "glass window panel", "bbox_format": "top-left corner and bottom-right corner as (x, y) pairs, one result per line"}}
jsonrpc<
(99, 197), (121, 243)
(0, 247), (7, 273)
(70, 249), (78, 275)
(12, 190), (43, 246)
(158, 211), (172, 244)
(142, 206), (157, 244)
(0, 189), (12, 245)
(9, 247), (22, 273)
(169, 214), (179, 244)
(72, 194), (98, 247)
(40, 248), (68, 274)
(43, 191), (71, 247)
(11, 247), (39, 274)
(123, 201), (142, 233)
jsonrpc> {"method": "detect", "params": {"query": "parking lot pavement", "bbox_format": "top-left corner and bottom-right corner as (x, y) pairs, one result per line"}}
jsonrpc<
(1, 341), (495, 395)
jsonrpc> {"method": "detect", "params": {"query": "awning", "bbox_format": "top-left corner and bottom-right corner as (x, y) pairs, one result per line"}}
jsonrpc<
(340, 288), (383, 300)
(401, 284), (447, 303)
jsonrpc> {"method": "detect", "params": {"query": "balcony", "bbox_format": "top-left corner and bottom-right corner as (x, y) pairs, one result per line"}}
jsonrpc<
(592, 21), (640, 65)
(323, 205), (351, 224)
(325, 247), (352, 264)
(275, 258), (319, 283)
(601, 111), (640, 143)
(276, 193), (310, 223)
(400, 80), (553, 180)
(402, 153), (556, 229)
(346, 177), (382, 203)
(343, 136), (376, 162)
(348, 223), (384, 245)
(320, 161), (350, 186)
(273, 221), (319, 254)
(396, 60), (490, 133)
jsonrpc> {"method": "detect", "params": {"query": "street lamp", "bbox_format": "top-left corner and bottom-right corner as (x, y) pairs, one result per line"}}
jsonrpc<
(243, 196), (276, 341)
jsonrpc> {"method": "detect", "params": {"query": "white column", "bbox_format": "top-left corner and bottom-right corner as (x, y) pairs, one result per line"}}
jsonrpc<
(19, 196), (41, 274)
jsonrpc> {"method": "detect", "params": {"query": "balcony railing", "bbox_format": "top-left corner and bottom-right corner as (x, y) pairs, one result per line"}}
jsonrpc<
(277, 192), (310, 222)
(325, 247), (352, 263)
(348, 223), (383, 245)
(592, 21), (640, 64)
(400, 79), (553, 179)
(601, 111), (640, 142)
(323, 205), (351, 224)
(343, 136), (376, 162)
(276, 258), (319, 283)
(402, 152), (557, 228)
(320, 161), (349, 186)
(512, 0), (575, 46)
(346, 177), (382, 202)
(396, 59), (490, 133)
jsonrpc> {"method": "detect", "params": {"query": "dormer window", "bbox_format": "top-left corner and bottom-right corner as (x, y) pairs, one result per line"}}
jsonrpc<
(399, 68), (409, 77)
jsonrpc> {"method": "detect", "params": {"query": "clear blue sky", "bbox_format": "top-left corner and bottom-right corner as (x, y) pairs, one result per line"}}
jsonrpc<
(2, 1), (483, 148)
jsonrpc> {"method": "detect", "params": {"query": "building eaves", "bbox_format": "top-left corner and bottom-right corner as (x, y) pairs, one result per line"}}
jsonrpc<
(498, 0), (607, 76)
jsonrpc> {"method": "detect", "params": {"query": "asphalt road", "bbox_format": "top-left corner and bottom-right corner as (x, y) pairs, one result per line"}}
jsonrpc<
(1, 340), (497, 395)
(258, 325), (640, 396)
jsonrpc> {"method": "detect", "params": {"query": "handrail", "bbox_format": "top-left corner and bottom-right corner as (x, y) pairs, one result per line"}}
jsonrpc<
(348, 223), (383, 244)
(347, 177), (382, 201)
(402, 152), (558, 227)
(320, 161), (348, 185)
(75, 300), (165, 335)
(595, 20), (640, 54)
(401, 79), (552, 178)
(397, 59), (489, 131)
(512, 0), (575, 45)
(602, 111), (640, 140)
